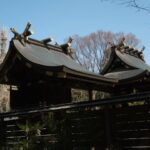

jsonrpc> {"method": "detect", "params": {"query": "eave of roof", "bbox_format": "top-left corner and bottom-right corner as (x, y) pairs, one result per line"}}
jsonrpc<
(1, 37), (150, 87)
(0, 38), (118, 85)
(104, 69), (148, 83)
(100, 46), (116, 75)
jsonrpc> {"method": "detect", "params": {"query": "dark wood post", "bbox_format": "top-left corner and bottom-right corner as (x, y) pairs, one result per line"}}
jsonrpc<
(104, 105), (113, 150)
(63, 111), (72, 150)
(89, 89), (93, 101)
(0, 117), (6, 149)
(57, 111), (72, 150)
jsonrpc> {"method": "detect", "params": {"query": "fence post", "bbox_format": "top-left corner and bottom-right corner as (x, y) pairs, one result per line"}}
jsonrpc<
(104, 105), (114, 150)
(62, 111), (72, 150)
(0, 117), (6, 149)
(55, 111), (72, 150)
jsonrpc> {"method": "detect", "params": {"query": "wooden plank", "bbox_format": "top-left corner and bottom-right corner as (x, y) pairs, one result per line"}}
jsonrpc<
(114, 129), (150, 139)
(71, 118), (104, 127)
(123, 146), (150, 150)
(5, 130), (25, 137)
(71, 122), (104, 133)
(72, 131), (104, 140)
(114, 120), (150, 130)
(67, 110), (104, 119)
(114, 113), (150, 123)
(116, 138), (150, 146)
(72, 139), (105, 147)
(5, 125), (20, 131)
(72, 145), (105, 150)
(6, 135), (26, 140)
(112, 105), (150, 114)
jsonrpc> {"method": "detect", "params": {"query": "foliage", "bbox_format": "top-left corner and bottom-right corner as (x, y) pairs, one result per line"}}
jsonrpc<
(11, 112), (71, 150)
(12, 119), (45, 150)
(43, 112), (58, 133)
(0, 43), (10, 113)
(71, 88), (89, 102)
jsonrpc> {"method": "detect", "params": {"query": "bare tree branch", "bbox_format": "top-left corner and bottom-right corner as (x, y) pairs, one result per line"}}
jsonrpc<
(101, 0), (150, 12)
(72, 31), (141, 73)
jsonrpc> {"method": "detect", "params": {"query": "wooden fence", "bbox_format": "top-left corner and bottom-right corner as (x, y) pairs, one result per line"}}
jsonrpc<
(0, 91), (150, 150)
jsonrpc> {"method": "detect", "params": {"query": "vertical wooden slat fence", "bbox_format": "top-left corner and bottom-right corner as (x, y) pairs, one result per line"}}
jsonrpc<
(0, 92), (150, 149)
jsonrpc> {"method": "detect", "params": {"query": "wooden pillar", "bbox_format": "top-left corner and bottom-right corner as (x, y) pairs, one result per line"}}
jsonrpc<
(63, 112), (72, 150)
(0, 117), (6, 149)
(104, 105), (113, 149)
(56, 111), (72, 150)
(65, 87), (72, 103)
(89, 90), (93, 101)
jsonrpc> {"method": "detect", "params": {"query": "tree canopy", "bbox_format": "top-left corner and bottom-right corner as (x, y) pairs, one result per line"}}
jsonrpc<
(72, 31), (141, 73)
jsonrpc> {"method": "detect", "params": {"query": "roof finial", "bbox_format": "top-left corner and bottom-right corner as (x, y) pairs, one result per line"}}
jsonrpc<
(116, 37), (126, 53)
(61, 37), (73, 56)
(118, 37), (125, 47)
(10, 22), (33, 40)
(10, 28), (20, 38)
(22, 22), (33, 38)
(67, 37), (73, 47)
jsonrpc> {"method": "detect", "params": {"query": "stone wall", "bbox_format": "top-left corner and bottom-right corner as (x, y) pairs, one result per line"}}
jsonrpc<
(0, 55), (10, 112)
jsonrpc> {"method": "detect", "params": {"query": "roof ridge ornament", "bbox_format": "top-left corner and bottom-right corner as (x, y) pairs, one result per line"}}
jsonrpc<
(116, 37), (125, 53)
(22, 22), (33, 38)
(10, 28), (20, 39)
(10, 22), (34, 42)
(41, 37), (53, 44)
(60, 37), (73, 57)
(114, 37), (145, 61)
(118, 37), (125, 47)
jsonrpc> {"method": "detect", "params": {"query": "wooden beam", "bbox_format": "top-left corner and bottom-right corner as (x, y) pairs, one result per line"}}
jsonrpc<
(1, 91), (150, 117)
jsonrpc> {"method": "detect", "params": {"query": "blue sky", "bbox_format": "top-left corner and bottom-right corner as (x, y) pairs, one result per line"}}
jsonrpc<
(1, 0), (150, 63)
